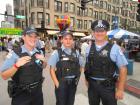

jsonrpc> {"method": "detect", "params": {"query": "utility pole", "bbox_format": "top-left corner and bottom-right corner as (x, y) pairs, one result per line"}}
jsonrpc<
(25, 0), (28, 28)
(40, 0), (46, 37)
(43, 0), (46, 28)
(41, 0), (46, 29)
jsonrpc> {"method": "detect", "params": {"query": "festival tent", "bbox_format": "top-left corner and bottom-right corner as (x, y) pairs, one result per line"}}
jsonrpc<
(107, 28), (140, 39)
(81, 34), (94, 40)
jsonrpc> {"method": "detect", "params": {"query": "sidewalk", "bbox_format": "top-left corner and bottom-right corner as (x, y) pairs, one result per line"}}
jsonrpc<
(119, 61), (140, 105)
(126, 61), (140, 97)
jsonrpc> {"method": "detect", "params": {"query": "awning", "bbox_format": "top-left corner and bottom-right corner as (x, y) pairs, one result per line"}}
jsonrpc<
(47, 30), (59, 35)
(73, 32), (85, 37)
(107, 28), (140, 39)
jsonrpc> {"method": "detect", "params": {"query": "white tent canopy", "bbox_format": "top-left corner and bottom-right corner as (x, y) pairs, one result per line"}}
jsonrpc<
(107, 28), (140, 39)
(81, 34), (95, 40)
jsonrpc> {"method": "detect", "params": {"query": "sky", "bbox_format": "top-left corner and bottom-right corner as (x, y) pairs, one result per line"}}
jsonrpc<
(0, 0), (13, 27)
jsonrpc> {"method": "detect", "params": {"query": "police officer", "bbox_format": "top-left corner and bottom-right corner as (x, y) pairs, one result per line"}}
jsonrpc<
(0, 27), (47, 105)
(84, 20), (128, 105)
(48, 31), (84, 105)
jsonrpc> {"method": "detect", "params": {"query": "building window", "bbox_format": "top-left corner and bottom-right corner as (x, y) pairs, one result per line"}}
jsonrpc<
(46, 0), (49, 9)
(103, 12), (106, 20)
(100, 1), (103, 9)
(14, 9), (19, 15)
(46, 13), (50, 25)
(103, 1), (107, 10)
(21, 10), (24, 15)
(29, 4), (31, 13)
(70, 17), (75, 27)
(94, 0), (99, 4)
(21, 0), (25, 6)
(69, 3), (75, 13)
(54, 1), (62, 12)
(89, 20), (92, 29)
(84, 9), (88, 16)
(37, 12), (43, 24)
(84, 20), (88, 29)
(54, 15), (59, 27)
(93, 0), (99, 7)
(107, 4), (111, 12)
(31, 12), (35, 24)
(89, 1), (94, 5)
(37, 0), (43, 7)
(94, 11), (98, 19)
(77, 19), (83, 29)
(14, 0), (19, 6)
(116, 7), (119, 14)
(89, 8), (93, 17)
(64, 2), (68, 12)
(99, 12), (102, 20)
(77, 6), (83, 16)
(112, 6), (115, 13)
(31, 0), (34, 7)
(77, 6), (80, 16)
(106, 14), (110, 22)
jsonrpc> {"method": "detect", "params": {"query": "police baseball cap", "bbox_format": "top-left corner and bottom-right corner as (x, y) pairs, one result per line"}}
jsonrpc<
(61, 30), (73, 37)
(22, 27), (38, 35)
(91, 20), (110, 31)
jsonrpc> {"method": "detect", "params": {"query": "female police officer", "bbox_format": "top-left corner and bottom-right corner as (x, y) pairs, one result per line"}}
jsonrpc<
(84, 20), (128, 105)
(0, 27), (47, 105)
(48, 31), (84, 105)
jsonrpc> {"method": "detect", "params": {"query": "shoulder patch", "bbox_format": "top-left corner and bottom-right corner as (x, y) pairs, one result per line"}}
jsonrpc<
(51, 50), (57, 56)
(119, 49), (123, 55)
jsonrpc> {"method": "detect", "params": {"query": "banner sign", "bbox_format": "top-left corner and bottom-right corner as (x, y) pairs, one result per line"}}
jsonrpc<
(0, 28), (22, 35)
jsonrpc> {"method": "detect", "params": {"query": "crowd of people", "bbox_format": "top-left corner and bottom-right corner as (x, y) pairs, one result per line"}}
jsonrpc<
(0, 20), (128, 105)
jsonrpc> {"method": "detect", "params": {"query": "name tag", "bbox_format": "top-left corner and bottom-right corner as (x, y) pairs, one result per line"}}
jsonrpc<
(62, 58), (69, 61)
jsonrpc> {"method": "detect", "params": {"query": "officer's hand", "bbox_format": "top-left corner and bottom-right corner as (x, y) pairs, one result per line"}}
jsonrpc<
(85, 79), (89, 88)
(55, 82), (59, 88)
(115, 90), (124, 100)
(16, 56), (31, 67)
(35, 54), (46, 62)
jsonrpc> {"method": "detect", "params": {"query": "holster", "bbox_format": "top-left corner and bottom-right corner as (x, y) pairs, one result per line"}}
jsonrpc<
(90, 76), (118, 87)
(7, 80), (17, 98)
(7, 78), (44, 97)
(102, 76), (118, 87)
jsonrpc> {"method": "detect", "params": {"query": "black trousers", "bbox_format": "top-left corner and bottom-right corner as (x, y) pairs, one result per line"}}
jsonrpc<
(12, 87), (43, 105)
(55, 79), (77, 105)
(88, 79), (117, 105)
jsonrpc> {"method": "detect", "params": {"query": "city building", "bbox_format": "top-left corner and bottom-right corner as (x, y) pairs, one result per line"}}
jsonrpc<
(13, 0), (140, 34)
(1, 4), (14, 28)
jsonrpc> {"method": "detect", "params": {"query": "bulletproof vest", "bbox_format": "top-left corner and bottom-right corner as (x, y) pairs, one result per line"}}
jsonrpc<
(56, 48), (80, 79)
(12, 47), (43, 85)
(85, 42), (117, 78)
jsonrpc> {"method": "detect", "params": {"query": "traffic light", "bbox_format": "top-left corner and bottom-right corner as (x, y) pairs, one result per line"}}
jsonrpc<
(41, 20), (45, 29)
(81, 0), (86, 10)
(137, 3), (140, 21)
(137, 3), (140, 14)
(5, 11), (7, 16)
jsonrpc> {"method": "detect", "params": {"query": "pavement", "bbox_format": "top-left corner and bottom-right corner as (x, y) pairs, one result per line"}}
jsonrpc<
(0, 51), (140, 105)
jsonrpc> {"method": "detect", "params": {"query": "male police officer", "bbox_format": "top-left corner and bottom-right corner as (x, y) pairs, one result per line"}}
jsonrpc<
(85, 20), (128, 105)
(0, 27), (47, 105)
(48, 31), (84, 105)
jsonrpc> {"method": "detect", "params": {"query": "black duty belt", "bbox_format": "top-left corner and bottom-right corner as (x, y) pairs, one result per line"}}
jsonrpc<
(20, 81), (42, 91)
(18, 78), (44, 92)
(61, 76), (79, 85)
(90, 78), (116, 87)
